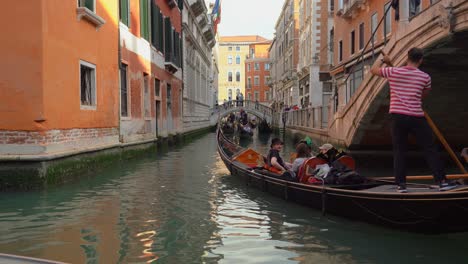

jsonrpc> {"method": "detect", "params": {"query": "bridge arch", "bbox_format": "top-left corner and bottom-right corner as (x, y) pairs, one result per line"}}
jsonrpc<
(209, 100), (273, 126)
(329, 0), (468, 149)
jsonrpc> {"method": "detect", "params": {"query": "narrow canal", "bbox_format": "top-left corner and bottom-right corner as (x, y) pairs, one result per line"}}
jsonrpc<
(0, 132), (467, 264)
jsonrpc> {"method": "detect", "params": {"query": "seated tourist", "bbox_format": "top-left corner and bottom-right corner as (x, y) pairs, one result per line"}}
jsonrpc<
(292, 143), (312, 173)
(316, 143), (345, 164)
(266, 138), (292, 174)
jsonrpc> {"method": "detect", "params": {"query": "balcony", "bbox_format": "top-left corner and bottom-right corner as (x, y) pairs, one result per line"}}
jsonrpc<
(164, 52), (180, 73)
(337, 0), (367, 19)
(203, 25), (215, 43)
(188, 0), (206, 17)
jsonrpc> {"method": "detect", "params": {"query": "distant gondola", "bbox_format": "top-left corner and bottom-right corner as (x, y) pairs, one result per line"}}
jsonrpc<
(216, 127), (468, 233)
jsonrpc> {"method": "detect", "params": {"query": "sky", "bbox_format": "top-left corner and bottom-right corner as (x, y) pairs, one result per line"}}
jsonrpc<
(209, 0), (285, 39)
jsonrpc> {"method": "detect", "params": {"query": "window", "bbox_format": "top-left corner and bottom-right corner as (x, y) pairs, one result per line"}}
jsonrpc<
(154, 78), (161, 97)
(167, 83), (172, 110)
(254, 76), (260, 86)
(250, 48), (255, 57)
(236, 46), (240, 51)
(120, 0), (129, 26)
(254, 63), (260, 71)
(151, 1), (164, 51)
(228, 71), (232, 82)
(236, 55), (241, 64)
(120, 64), (128, 116)
(140, 0), (150, 40)
(265, 91), (270, 101)
(236, 71), (240, 82)
(247, 93), (252, 100)
(265, 76), (271, 84)
(79, 0), (95, 12)
(410, 0), (421, 17)
(228, 55), (232, 64)
(247, 63), (251, 72)
(350, 30), (355, 55)
(254, 91), (259, 101)
(143, 73), (150, 117)
(359, 23), (364, 50)
(80, 60), (96, 108)
(247, 77), (251, 88)
(338, 40), (343, 62)
(265, 63), (270, 71)
(228, 47), (232, 51)
(228, 89), (232, 100)
(384, 2), (392, 36)
(371, 13), (378, 43)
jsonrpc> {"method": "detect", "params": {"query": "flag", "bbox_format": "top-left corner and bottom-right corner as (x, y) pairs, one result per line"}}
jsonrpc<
(212, 0), (221, 33)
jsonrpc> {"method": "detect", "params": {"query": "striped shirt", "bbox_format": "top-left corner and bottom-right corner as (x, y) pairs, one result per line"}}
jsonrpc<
(380, 66), (431, 117)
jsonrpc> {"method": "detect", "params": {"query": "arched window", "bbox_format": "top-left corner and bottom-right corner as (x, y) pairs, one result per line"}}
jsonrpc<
(236, 55), (241, 64)
(228, 71), (232, 82)
(228, 55), (232, 64)
(228, 89), (232, 100)
(236, 71), (240, 82)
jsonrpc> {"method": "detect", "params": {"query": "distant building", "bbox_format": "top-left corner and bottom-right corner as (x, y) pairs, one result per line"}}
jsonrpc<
(217, 35), (269, 103)
(270, 0), (300, 107)
(182, 0), (217, 133)
(245, 41), (273, 104)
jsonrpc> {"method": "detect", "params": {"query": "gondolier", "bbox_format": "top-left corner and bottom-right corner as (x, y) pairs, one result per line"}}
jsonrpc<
(371, 47), (457, 193)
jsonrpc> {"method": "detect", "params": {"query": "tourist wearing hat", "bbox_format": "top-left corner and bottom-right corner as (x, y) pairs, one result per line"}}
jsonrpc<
(267, 138), (292, 174)
(316, 143), (343, 164)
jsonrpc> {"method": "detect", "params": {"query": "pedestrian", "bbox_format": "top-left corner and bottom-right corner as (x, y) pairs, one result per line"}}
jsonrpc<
(239, 92), (244, 106)
(371, 47), (456, 193)
(255, 99), (259, 110)
(236, 93), (239, 107)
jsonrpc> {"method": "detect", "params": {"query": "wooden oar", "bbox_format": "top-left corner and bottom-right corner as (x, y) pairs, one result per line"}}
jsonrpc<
(424, 112), (467, 174)
(376, 174), (468, 181)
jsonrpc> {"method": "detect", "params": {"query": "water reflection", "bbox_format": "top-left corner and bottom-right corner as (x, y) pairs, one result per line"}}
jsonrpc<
(0, 133), (467, 264)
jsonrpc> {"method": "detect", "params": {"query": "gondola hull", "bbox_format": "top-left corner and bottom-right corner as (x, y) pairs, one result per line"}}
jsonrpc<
(217, 128), (468, 233)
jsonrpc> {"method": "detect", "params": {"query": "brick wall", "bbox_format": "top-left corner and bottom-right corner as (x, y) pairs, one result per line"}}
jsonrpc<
(0, 128), (118, 145)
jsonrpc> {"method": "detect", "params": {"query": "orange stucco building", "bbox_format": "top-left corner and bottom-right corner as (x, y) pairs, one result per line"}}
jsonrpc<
(330, 0), (436, 112)
(0, 0), (184, 157)
(245, 42), (272, 103)
(0, 1), (119, 156)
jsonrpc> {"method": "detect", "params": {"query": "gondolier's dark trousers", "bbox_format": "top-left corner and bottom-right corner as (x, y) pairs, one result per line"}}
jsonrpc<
(391, 114), (446, 185)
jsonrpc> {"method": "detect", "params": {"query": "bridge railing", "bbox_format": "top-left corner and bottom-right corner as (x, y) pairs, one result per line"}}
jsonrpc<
(210, 100), (273, 117)
(281, 106), (329, 130)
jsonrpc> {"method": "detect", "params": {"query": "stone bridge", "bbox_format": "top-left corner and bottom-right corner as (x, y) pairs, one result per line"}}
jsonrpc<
(209, 100), (274, 126)
(329, 0), (468, 150)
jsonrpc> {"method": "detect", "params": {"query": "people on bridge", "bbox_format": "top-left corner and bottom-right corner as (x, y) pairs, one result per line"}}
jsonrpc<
(371, 47), (456, 193)
(266, 138), (292, 174)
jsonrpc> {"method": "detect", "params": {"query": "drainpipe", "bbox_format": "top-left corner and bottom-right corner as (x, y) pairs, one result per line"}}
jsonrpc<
(180, 1), (184, 134)
(117, 1), (123, 143)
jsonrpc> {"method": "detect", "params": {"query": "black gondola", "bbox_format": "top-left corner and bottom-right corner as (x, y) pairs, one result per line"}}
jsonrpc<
(216, 128), (468, 233)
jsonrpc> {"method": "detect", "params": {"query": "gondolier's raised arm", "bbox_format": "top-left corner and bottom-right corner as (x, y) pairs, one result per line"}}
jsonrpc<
(371, 51), (393, 76)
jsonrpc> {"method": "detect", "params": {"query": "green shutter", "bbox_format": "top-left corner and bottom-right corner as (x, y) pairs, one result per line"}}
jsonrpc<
(120, 0), (129, 26)
(164, 17), (172, 59)
(140, 0), (149, 40)
(85, 0), (94, 11)
(158, 12), (164, 51)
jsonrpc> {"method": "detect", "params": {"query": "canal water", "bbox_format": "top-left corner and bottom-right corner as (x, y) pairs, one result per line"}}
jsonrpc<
(1, 132), (468, 264)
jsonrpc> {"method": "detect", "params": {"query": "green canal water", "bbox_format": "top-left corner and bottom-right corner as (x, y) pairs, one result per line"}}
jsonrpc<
(1, 132), (468, 263)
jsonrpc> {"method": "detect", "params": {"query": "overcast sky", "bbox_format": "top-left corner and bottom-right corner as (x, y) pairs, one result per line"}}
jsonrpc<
(208, 0), (285, 39)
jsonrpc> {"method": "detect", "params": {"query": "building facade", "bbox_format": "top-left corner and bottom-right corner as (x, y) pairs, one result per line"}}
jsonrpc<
(0, 0), (120, 156)
(182, 0), (216, 133)
(270, 0), (300, 107)
(298, 0), (333, 110)
(217, 35), (268, 103)
(119, 0), (183, 143)
(245, 42), (272, 103)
